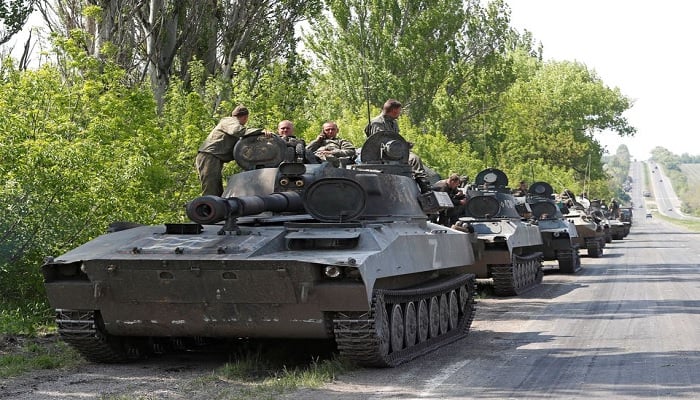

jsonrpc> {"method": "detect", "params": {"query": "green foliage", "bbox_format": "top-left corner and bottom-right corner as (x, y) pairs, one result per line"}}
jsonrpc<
(0, 0), (33, 45)
(0, 55), (180, 304)
(229, 56), (313, 132)
(602, 144), (632, 203)
(215, 353), (352, 397)
(0, 301), (53, 335)
(306, 0), (471, 123)
(489, 59), (635, 196)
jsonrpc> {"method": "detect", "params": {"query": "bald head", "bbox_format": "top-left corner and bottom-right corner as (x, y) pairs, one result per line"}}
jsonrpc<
(277, 120), (294, 137)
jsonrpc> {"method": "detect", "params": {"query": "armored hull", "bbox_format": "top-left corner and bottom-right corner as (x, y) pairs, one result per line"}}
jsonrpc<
(42, 132), (477, 367)
(452, 169), (543, 296)
(564, 209), (605, 258)
(608, 218), (630, 240)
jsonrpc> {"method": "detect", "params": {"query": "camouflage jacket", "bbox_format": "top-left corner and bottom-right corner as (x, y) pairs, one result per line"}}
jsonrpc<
(306, 137), (356, 159)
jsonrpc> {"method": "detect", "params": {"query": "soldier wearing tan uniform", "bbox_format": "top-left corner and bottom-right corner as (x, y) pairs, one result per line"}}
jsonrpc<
(195, 105), (249, 196)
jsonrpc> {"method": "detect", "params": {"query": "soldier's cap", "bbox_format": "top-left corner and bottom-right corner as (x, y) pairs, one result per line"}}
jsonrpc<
(232, 105), (249, 116)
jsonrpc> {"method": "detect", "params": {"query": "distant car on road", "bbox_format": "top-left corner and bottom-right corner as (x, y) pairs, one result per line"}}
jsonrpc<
(643, 190), (651, 197)
(646, 212), (653, 218)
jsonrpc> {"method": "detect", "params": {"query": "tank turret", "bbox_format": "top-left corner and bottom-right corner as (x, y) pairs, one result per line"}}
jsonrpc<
(42, 132), (477, 368)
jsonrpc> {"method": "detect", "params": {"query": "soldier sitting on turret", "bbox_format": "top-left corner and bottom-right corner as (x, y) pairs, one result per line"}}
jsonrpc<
(431, 173), (467, 226)
(277, 120), (315, 163)
(512, 180), (528, 197)
(306, 121), (356, 167)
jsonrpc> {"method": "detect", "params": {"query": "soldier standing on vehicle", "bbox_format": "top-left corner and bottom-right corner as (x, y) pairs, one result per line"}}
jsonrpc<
(195, 105), (249, 196)
(365, 99), (430, 192)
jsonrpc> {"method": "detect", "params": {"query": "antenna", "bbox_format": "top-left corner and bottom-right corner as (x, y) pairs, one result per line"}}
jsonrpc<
(359, 7), (371, 126)
(582, 153), (591, 198)
(482, 100), (488, 167)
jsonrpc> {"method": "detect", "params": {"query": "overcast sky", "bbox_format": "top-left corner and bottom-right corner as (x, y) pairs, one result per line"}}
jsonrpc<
(507, 0), (699, 160)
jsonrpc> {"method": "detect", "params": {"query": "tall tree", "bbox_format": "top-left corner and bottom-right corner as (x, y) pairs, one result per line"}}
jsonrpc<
(488, 59), (635, 188)
(304, 0), (525, 127)
(305, 0), (467, 124)
(0, 0), (34, 45)
(36, 0), (319, 110)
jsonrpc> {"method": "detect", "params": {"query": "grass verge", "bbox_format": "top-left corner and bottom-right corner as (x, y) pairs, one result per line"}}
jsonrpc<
(0, 335), (83, 378)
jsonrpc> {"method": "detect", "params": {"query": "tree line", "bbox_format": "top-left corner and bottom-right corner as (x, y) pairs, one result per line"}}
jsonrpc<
(1, 0), (635, 322)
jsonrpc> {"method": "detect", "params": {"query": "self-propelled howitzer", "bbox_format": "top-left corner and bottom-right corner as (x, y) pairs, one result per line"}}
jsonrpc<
(452, 168), (543, 296)
(41, 132), (477, 367)
(522, 182), (581, 273)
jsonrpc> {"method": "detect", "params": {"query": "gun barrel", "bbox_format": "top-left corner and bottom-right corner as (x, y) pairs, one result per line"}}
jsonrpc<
(186, 192), (303, 224)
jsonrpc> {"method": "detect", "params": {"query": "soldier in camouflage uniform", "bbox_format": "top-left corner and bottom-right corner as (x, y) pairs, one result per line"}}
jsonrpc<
(364, 99), (431, 192)
(306, 121), (356, 167)
(431, 173), (468, 226)
(195, 105), (249, 196)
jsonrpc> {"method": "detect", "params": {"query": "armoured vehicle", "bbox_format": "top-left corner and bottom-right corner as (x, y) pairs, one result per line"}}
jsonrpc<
(618, 206), (633, 226)
(41, 131), (477, 368)
(519, 182), (581, 274)
(588, 199), (614, 243)
(452, 168), (543, 296)
(598, 201), (630, 240)
(560, 190), (606, 257)
(605, 215), (630, 240)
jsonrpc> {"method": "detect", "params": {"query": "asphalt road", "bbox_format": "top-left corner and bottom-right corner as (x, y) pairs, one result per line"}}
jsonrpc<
(287, 208), (700, 399)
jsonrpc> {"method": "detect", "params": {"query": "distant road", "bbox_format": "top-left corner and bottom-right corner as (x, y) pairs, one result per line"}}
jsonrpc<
(641, 161), (700, 220)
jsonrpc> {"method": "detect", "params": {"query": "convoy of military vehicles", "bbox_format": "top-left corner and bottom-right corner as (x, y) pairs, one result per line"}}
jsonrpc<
(40, 131), (638, 368)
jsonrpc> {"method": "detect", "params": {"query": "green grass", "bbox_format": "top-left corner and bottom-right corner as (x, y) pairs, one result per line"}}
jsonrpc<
(654, 212), (700, 231)
(0, 337), (83, 378)
(210, 355), (353, 400)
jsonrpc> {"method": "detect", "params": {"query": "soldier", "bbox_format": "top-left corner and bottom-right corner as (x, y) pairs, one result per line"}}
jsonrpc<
(365, 99), (430, 192)
(306, 121), (356, 167)
(609, 198), (620, 218)
(365, 99), (402, 136)
(195, 105), (249, 196)
(512, 180), (528, 197)
(431, 173), (468, 226)
(277, 120), (309, 163)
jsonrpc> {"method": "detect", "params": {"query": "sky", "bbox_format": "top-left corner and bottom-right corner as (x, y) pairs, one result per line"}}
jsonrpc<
(507, 0), (699, 161)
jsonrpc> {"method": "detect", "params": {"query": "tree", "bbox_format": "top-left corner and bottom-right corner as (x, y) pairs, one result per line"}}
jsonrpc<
(488, 59), (635, 189)
(35, 0), (320, 110)
(0, 0), (33, 45)
(305, 0), (470, 124)
(0, 55), (187, 304)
